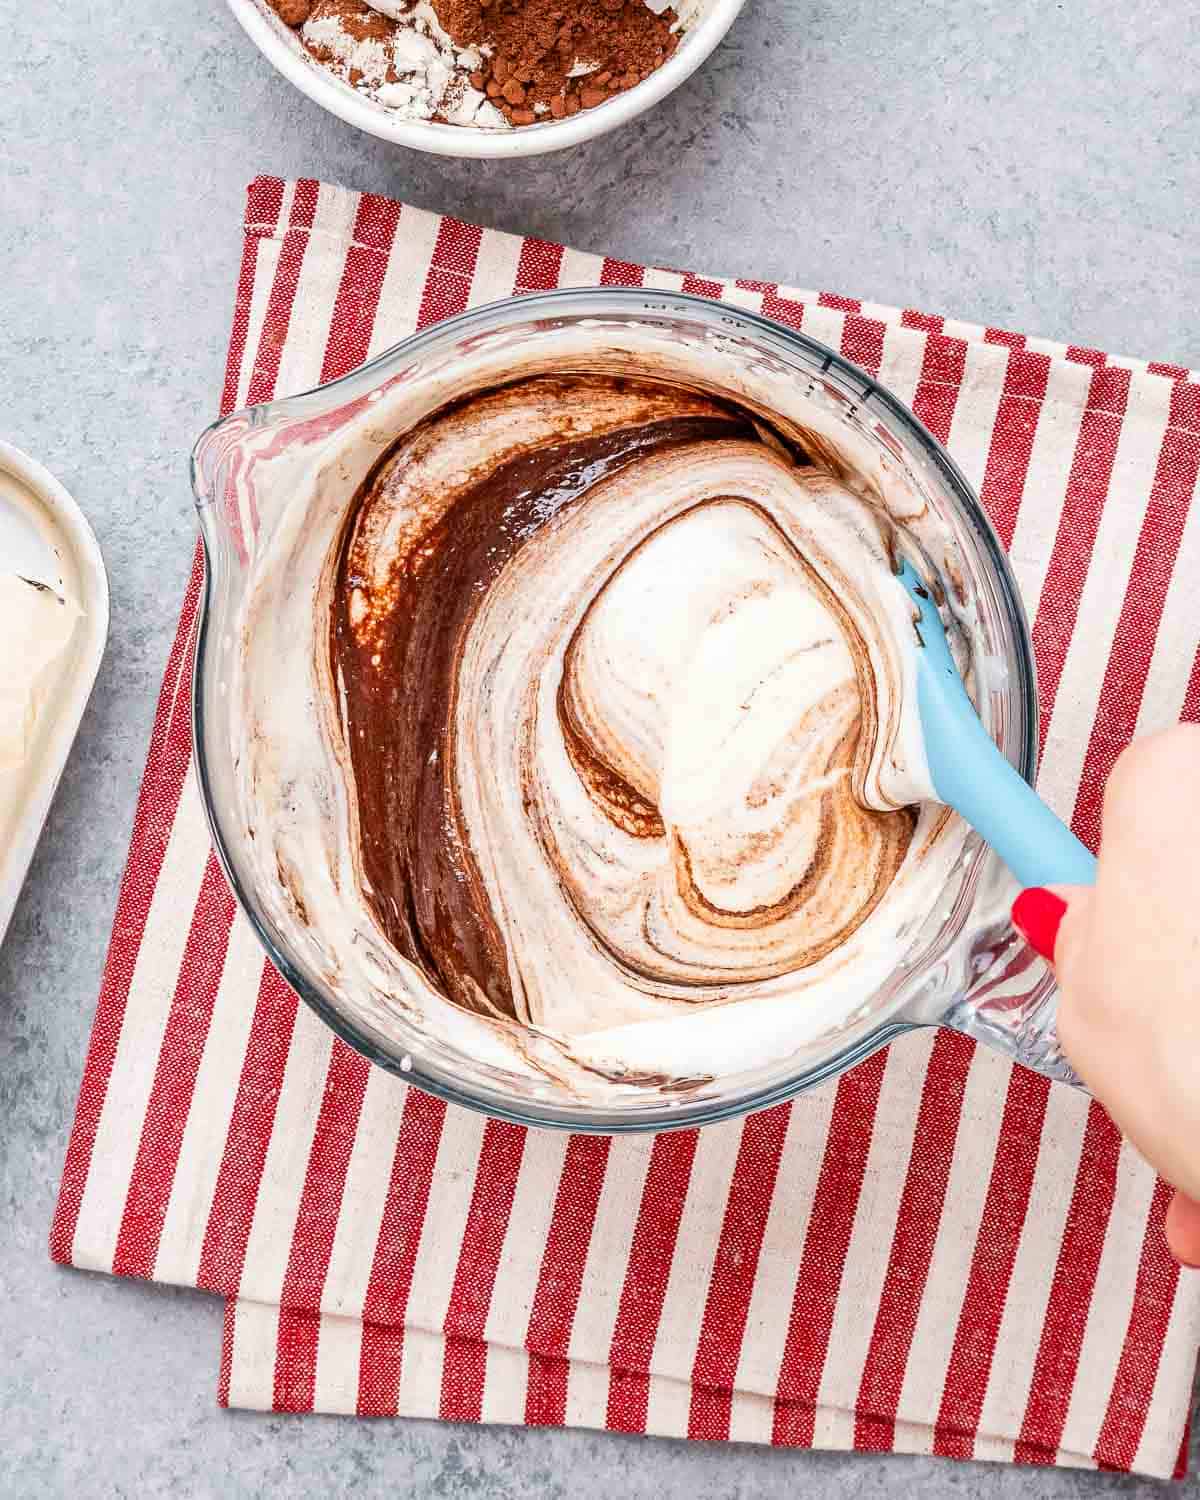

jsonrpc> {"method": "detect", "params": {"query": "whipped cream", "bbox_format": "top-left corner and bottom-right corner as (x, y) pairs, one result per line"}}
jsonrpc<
(0, 575), (80, 771)
(228, 321), (989, 1102)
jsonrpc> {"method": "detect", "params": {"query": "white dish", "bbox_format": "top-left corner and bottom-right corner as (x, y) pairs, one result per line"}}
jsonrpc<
(226, 0), (745, 158)
(0, 443), (109, 947)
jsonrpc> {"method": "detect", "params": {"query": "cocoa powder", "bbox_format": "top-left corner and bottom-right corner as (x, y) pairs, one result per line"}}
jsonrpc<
(265, 0), (680, 126)
(272, 0), (314, 23)
(432, 0), (678, 123)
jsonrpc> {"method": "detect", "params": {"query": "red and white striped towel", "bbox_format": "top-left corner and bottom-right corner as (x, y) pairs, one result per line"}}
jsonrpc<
(52, 176), (1200, 1479)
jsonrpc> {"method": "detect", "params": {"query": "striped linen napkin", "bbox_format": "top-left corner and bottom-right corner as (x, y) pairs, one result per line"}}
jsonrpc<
(52, 176), (1200, 1479)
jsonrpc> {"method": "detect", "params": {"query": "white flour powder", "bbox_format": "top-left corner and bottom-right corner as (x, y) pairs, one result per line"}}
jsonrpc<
(303, 0), (505, 126)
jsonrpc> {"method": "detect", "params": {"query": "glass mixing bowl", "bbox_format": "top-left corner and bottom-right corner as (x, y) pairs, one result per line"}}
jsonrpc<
(191, 289), (1074, 1132)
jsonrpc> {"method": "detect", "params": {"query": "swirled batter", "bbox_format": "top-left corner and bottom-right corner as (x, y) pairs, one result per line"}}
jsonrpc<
(323, 373), (956, 1069)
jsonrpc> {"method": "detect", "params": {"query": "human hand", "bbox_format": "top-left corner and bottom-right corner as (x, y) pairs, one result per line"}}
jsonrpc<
(1012, 724), (1200, 1268)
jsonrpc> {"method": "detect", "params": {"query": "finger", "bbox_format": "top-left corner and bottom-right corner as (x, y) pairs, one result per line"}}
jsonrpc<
(1043, 884), (1090, 905)
(1043, 883), (1094, 978)
(1165, 1190), (1200, 1269)
(1102, 726), (1200, 856)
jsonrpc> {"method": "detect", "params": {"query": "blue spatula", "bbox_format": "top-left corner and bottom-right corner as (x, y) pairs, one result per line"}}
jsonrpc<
(894, 559), (1097, 889)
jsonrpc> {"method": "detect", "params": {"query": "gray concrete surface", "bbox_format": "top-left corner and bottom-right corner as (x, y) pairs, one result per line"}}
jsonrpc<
(1, 0), (1197, 1493)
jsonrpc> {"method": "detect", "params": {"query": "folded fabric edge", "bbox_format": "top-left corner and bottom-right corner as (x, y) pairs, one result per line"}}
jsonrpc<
(241, 176), (1200, 390)
(216, 1297), (1193, 1479)
(54, 1230), (1195, 1475)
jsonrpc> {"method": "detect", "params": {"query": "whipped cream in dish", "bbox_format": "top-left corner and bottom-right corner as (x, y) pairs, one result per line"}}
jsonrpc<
(229, 326), (985, 1101)
(0, 576), (80, 771)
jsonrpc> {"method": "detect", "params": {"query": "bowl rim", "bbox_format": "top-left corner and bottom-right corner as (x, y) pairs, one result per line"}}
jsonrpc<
(192, 286), (1039, 1132)
(225, 0), (747, 158)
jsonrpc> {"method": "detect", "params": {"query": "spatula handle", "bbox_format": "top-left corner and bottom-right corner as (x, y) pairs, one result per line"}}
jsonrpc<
(921, 672), (1097, 889)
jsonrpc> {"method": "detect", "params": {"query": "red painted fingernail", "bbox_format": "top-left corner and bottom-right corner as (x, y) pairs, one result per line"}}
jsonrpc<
(1011, 887), (1068, 962)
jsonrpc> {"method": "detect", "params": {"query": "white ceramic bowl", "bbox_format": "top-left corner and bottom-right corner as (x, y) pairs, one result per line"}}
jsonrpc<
(0, 443), (109, 948)
(226, 0), (745, 158)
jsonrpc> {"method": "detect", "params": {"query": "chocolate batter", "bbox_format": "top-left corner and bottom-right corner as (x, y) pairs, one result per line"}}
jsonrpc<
(331, 374), (914, 1026)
